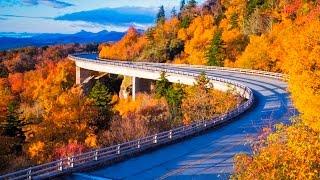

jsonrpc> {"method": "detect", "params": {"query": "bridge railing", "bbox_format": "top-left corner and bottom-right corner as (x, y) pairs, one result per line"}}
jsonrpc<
(69, 53), (287, 80)
(1, 54), (255, 180)
(125, 60), (286, 80)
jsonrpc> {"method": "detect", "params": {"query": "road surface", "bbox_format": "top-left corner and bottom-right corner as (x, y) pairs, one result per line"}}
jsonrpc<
(67, 54), (294, 180)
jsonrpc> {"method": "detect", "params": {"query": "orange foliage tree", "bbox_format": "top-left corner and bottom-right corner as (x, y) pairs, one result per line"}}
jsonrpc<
(233, 1), (320, 178)
(0, 44), (102, 171)
(26, 87), (97, 162)
(236, 8), (320, 131)
(99, 27), (147, 60)
(11, 59), (100, 163)
(140, 17), (183, 62)
(8, 73), (24, 94)
(182, 73), (239, 124)
(233, 122), (320, 179)
(279, 20), (320, 131)
(235, 33), (281, 72)
(0, 79), (14, 119)
(176, 15), (217, 65)
(102, 93), (169, 146)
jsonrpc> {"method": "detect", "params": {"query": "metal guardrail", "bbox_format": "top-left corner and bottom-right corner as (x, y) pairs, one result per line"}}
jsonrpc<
(1, 54), (258, 180)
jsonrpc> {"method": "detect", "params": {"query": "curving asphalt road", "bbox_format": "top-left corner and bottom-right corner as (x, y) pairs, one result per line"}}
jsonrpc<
(67, 54), (295, 180)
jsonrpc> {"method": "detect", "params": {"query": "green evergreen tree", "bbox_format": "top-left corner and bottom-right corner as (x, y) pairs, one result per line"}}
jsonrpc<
(1, 103), (26, 153)
(195, 72), (211, 90)
(155, 72), (171, 98)
(156, 5), (166, 24)
(180, 16), (191, 28)
(180, 0), (186, 11)
(187, 0), (197, 8)
(166, 84), (184, 123)
(155, 72), (185, 125)
(246, 0), (266, 16)
(89, 81), (112, 108)
(230, 12), (239, 29)
(206, 30), (225, 66)
(89, 81), (112, 131)
(171, 7), (177, 17)
(145, 28), (155, 41)
(2, 103), (25, 140)
(0, 64), (8, 78)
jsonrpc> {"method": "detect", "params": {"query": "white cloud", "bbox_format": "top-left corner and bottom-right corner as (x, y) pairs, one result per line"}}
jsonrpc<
(0, 0), (74, 8)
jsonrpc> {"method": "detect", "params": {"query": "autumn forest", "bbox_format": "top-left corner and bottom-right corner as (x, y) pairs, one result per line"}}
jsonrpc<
(0, 0), (320, 179)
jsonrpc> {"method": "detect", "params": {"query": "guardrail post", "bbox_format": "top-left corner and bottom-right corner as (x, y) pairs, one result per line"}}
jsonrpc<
(137, 140), (140, 148)
(27, 168), (32, 180)
(68, 156), (74, 168)
(169, 130), (172, 139)
(117, 144), (120, 154)
(58, 160), (63, 171)
(153, 134), (157, 143)
(94, 150), (98, 161)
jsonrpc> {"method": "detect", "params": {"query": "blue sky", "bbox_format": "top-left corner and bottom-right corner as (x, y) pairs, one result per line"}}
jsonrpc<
(0, 0), (203, 34)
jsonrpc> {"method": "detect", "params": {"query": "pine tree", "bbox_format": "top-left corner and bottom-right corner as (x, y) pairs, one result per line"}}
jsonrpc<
(166, 83), (184, 123)
(195, 72), (211, 90)
(171, 7), (177, 17)
(230, 12), (239, 29)
(155, 72), (171, 98)
(187, 0), (197, 8)
(2, 103), (25, 139)
(156, 5), (166, 24)
(206, 30), (225, 66)
(89, 81), (112, 108)
(155, 72), (185, 124)
(89, 81), (112, 131)
(1, 103), (26, 153)
(180, 0), (186, 11)
(180, 16), (191, 28)
(0, 64), (8, 78)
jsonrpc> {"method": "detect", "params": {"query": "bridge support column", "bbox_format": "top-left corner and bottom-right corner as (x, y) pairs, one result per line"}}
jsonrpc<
(132, 76), (137, 100)
(132, 77), (154, 100)
(76, 66), (92, 84)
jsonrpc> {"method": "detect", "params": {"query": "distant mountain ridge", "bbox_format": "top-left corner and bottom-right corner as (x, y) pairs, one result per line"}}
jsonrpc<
(0, 30), (126, 50)
(55, 7), (157, 26)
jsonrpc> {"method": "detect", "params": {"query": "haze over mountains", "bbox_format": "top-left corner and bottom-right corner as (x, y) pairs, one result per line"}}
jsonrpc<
(0, 3), (164, 51)
(0, 6), (158, 50)
(55, 7), (157, 27)
(0, 30), (126, 50)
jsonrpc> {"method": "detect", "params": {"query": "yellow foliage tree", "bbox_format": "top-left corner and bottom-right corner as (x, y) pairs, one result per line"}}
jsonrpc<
(233, 2), (320, 178)
(235, 34), (281, 72)
(140, 17), (183, 62)
(177, 15), (217, 65)
(0, 79), (14, 122)
(237, 15), (320, 131)
(28, 141), (45, 163)
(279, 20), (320, 131)
(233, 122), (320, 179)
(26, 87), (97, 162)
(102, 93), (169, 146)
(181, 74), (239, 124)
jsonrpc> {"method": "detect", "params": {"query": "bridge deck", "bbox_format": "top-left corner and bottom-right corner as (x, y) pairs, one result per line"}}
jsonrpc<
(66, 54), (293, 180)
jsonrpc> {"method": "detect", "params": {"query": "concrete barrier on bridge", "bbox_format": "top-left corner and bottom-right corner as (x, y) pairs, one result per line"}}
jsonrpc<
(74, 58), (249, 100)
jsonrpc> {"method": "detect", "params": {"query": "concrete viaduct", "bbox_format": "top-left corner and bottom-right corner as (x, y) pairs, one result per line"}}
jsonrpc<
(68, 54), (293, 179)
(0, 53), (295, 180)
(74, 54), (251, 100)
